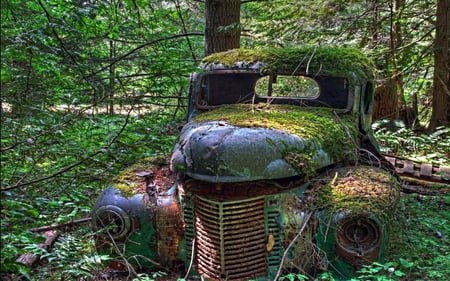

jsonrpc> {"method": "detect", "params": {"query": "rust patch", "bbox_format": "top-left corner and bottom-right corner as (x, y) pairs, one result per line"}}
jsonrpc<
(156, 195), (184, 266)
(184, 177), (304, 200)
(149, 165), (177, 195)
(111, 156), (176, 197)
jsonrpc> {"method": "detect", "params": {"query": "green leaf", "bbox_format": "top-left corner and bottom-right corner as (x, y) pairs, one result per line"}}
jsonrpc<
(399, 258), (414, 269)
(394, 270), (406, 277)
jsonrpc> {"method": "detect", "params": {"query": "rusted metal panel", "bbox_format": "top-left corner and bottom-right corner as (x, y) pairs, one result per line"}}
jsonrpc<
(383, 155), (450, 184)
(155, 196), (184, 266)
(195, 196), (267, 281)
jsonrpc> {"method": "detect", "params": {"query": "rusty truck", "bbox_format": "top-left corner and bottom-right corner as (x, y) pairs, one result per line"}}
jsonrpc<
(92, 47), (400, 280)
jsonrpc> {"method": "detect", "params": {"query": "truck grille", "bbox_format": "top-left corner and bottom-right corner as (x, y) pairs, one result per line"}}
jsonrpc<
(195, 195), (267, 280)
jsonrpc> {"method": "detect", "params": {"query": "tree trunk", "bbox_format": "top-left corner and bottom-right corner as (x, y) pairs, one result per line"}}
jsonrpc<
(372, 0), (401, 122)
(373, 79), (399, 121)
(428, 0), (449, 131)
(108, 39), (116, 115)
(205, 0), (240, 56)
(372, 0), (414, 126)
(392, 0), (409, 124)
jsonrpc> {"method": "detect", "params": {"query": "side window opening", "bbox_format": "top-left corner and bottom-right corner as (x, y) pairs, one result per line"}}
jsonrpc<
(255, 75), (320, 98)
(195, 73), (258, 108)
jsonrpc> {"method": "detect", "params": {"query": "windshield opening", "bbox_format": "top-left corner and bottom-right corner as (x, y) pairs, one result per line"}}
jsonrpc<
(255, 75), (320, 98)
(195, 72), (350, 110)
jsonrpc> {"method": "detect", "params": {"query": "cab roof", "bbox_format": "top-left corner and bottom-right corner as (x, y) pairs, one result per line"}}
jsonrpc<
(201, 46), (375, 84)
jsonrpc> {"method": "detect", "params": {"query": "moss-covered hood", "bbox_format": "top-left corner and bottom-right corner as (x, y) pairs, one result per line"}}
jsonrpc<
(170, 104), (358, 182)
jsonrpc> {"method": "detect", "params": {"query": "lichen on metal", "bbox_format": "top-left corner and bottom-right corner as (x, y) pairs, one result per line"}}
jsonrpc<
(201, 46), (375, 83)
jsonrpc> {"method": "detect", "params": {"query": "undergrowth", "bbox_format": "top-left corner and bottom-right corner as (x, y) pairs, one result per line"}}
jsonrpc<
(373, 119), (450, 166)
(1, 110), (182, 280)
(384, 193), (450, 280)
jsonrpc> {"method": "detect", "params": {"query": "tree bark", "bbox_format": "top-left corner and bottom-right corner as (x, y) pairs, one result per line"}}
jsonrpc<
(205, 0), (241, 56)
(372, 0), (417, 126)
(371, 0), (401, 122)
(373, 79), (399, 121)
(428, 0), (449, 131)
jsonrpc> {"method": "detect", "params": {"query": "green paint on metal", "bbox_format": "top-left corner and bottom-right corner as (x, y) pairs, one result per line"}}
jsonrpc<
(202, 47), (375, 83)
(123, 221), (158, 267)
(313, 166), (400, 279)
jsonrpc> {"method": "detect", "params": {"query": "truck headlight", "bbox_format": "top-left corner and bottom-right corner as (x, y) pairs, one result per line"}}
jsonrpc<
(334, 212), (382, 266)
(93, 205), (132, 240)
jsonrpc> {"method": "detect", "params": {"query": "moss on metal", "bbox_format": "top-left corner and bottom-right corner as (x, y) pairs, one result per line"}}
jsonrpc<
(111, 155), (169, 197)
(201, 46), (375, 83)
(315, 166), (401, 221)
(193, 103), (359, 177)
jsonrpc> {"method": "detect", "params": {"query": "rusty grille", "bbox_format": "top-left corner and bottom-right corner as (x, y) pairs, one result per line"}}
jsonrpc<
(195, 195), (267, 280)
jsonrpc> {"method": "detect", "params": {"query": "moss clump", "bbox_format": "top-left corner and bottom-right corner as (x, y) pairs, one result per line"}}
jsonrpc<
(193, 103), (359, 176)
(315, 166), (401, 221)
(202, 47), (375, 83)
(112, 155), (169, 197)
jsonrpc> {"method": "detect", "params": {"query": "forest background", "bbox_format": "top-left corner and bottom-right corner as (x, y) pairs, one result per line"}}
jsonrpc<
(1, 0), (449, 280)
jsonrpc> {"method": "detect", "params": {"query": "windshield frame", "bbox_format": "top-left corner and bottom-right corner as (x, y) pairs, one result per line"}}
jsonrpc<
(190, 69), (353, 116)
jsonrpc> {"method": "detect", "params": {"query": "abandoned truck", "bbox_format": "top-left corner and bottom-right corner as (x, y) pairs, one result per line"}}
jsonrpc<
(92, 47), (400, 280)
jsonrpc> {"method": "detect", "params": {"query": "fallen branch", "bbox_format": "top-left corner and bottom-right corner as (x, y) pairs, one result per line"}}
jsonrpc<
(274, 211), (313, 280)
(402, 184), (449, 196)
(30, 217), (92, 233)
(16, 230), (59, 267)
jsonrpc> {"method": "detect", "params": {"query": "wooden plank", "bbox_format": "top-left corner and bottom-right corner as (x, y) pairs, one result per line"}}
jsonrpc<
(384, 156), (396, 167)
(420, 163), (433, 177)
(439, 166), (450, 182)
(402, 160), (415, 174)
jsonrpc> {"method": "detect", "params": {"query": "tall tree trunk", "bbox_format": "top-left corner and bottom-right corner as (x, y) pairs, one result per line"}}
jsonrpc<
(428, 0), (449, 131)
(372, 0), (403, 122)
(369, 0), (378, 48)
(108, 40), (115, 115)
(205, 0), (240, 56)
(392, 0), (408, 124)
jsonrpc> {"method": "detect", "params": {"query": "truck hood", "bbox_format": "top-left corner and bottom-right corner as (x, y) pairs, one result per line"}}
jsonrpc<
(170, 104), (358, 182)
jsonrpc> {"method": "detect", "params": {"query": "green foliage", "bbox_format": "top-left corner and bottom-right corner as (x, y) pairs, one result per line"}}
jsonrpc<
(34, 231), (110, 280)
(373, 120), (450, 166)
(349, 260), (410, 281)
(385, 194), (450, 281)
(280, 272), (309, 281)
(0, 111), (182, 279)
(133, 271), (168, 281)
(1, 0), (201, 116)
